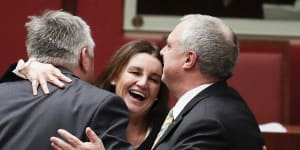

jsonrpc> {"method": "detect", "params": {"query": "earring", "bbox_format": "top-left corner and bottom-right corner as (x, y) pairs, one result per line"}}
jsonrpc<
(155, 98), (158, 101)
(110, 81), (116, 85)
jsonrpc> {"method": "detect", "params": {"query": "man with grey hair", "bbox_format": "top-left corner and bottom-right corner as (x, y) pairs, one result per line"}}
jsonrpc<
(151, 14), (265, 150)
(0, 10), (132, 150)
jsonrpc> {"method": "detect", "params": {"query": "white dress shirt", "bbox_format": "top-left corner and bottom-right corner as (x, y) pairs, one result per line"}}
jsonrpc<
(172, 83), (213, 119)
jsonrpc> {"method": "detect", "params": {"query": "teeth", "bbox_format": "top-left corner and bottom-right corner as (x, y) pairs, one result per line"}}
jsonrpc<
(130, 90), (145, 98)
(129, 90), (146, 101)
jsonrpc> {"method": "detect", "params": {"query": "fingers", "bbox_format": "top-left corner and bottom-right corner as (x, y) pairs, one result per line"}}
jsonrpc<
(39, 66), (72, 89)
(52, 68), (72, 83)
(31, 77), (50, 95)
(40, 77), (50, 95)
(29, 64), (72, 95)
(31, 80), (39, 96)
(31, 75), (49, 95)
(46, 67), (72, 88)
(50, 136), (72, 150)
(47, 76), (64, 89)
(20, 60), (73, 96)
(86, 127), (102, 144)
(57, 129), (83, 147)
(51, 128), (105, 150)
(41, 66), (64, 89)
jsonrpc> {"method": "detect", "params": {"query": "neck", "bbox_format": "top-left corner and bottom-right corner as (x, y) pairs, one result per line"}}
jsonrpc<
(173, 77), (218, 99)
(126, 116), (148, 148)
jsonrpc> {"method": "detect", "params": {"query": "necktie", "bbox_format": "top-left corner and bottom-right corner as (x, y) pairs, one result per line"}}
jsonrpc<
(152, 109), (174, 149)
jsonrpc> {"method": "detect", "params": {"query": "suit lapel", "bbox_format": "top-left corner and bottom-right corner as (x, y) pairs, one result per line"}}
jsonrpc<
(154, 85), (211, 147)
(155, 111), (183, 143)
(153, 81), (228, 148)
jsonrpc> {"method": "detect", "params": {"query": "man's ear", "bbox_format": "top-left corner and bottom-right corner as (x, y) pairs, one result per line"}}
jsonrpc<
(79, 47), (92, 73)
(183, 51), (197, 69)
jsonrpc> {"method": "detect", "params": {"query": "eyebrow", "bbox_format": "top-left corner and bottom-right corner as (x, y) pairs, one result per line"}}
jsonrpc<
(129, 66), (162, 78)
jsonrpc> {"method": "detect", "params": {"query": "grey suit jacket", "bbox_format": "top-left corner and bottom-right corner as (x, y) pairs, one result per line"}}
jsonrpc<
(153, 81), (264, 150)
(0, 67), (133, 150)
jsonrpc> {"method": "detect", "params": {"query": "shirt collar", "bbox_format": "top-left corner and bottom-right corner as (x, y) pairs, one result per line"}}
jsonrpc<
(172, 83), (213, 119)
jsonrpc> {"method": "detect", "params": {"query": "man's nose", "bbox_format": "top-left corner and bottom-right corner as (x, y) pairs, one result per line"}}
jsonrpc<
(160, 46), (166, 55)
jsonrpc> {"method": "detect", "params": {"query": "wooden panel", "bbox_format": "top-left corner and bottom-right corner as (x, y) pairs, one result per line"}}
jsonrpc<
(263, 125), (300, 150)
(289, 44), (300, 124)
(228, 40), (290, 124)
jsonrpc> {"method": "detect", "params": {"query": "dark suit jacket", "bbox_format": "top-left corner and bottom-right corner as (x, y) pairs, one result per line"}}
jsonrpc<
(153, 81), (264, 150)
(0, 67), (133, 150)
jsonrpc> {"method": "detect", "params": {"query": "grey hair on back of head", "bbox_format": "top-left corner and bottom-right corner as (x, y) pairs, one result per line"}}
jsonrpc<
(25, 10), (95, 67)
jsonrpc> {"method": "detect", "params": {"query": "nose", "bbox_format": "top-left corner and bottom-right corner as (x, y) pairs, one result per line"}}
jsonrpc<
(160, 46), (166, 55)
(136, 76), (148, 89)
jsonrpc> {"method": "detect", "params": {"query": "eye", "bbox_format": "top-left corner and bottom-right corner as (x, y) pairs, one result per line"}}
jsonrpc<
(149, 77), (161, 84)
(127, 67), (142, 76)
(167, 43), (172, 50)
(129, 70), (141, 76)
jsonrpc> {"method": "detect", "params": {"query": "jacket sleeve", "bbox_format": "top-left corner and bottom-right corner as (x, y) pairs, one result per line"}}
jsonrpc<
(0, 62), (21, 83)
(89, 95), (134, 150)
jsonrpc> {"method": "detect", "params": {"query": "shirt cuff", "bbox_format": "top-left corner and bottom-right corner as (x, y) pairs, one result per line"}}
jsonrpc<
(12, 58), (36, 80)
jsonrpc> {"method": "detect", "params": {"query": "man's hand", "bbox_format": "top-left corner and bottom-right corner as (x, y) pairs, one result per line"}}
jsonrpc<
(50, 127), (105, 150)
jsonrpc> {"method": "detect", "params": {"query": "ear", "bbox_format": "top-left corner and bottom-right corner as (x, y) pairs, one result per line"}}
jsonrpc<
(183, 51), (197, 69)
(79, 47), (92, 73)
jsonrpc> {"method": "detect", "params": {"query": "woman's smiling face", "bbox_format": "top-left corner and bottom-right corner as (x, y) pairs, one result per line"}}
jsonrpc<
(112, 53), (163, 116)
